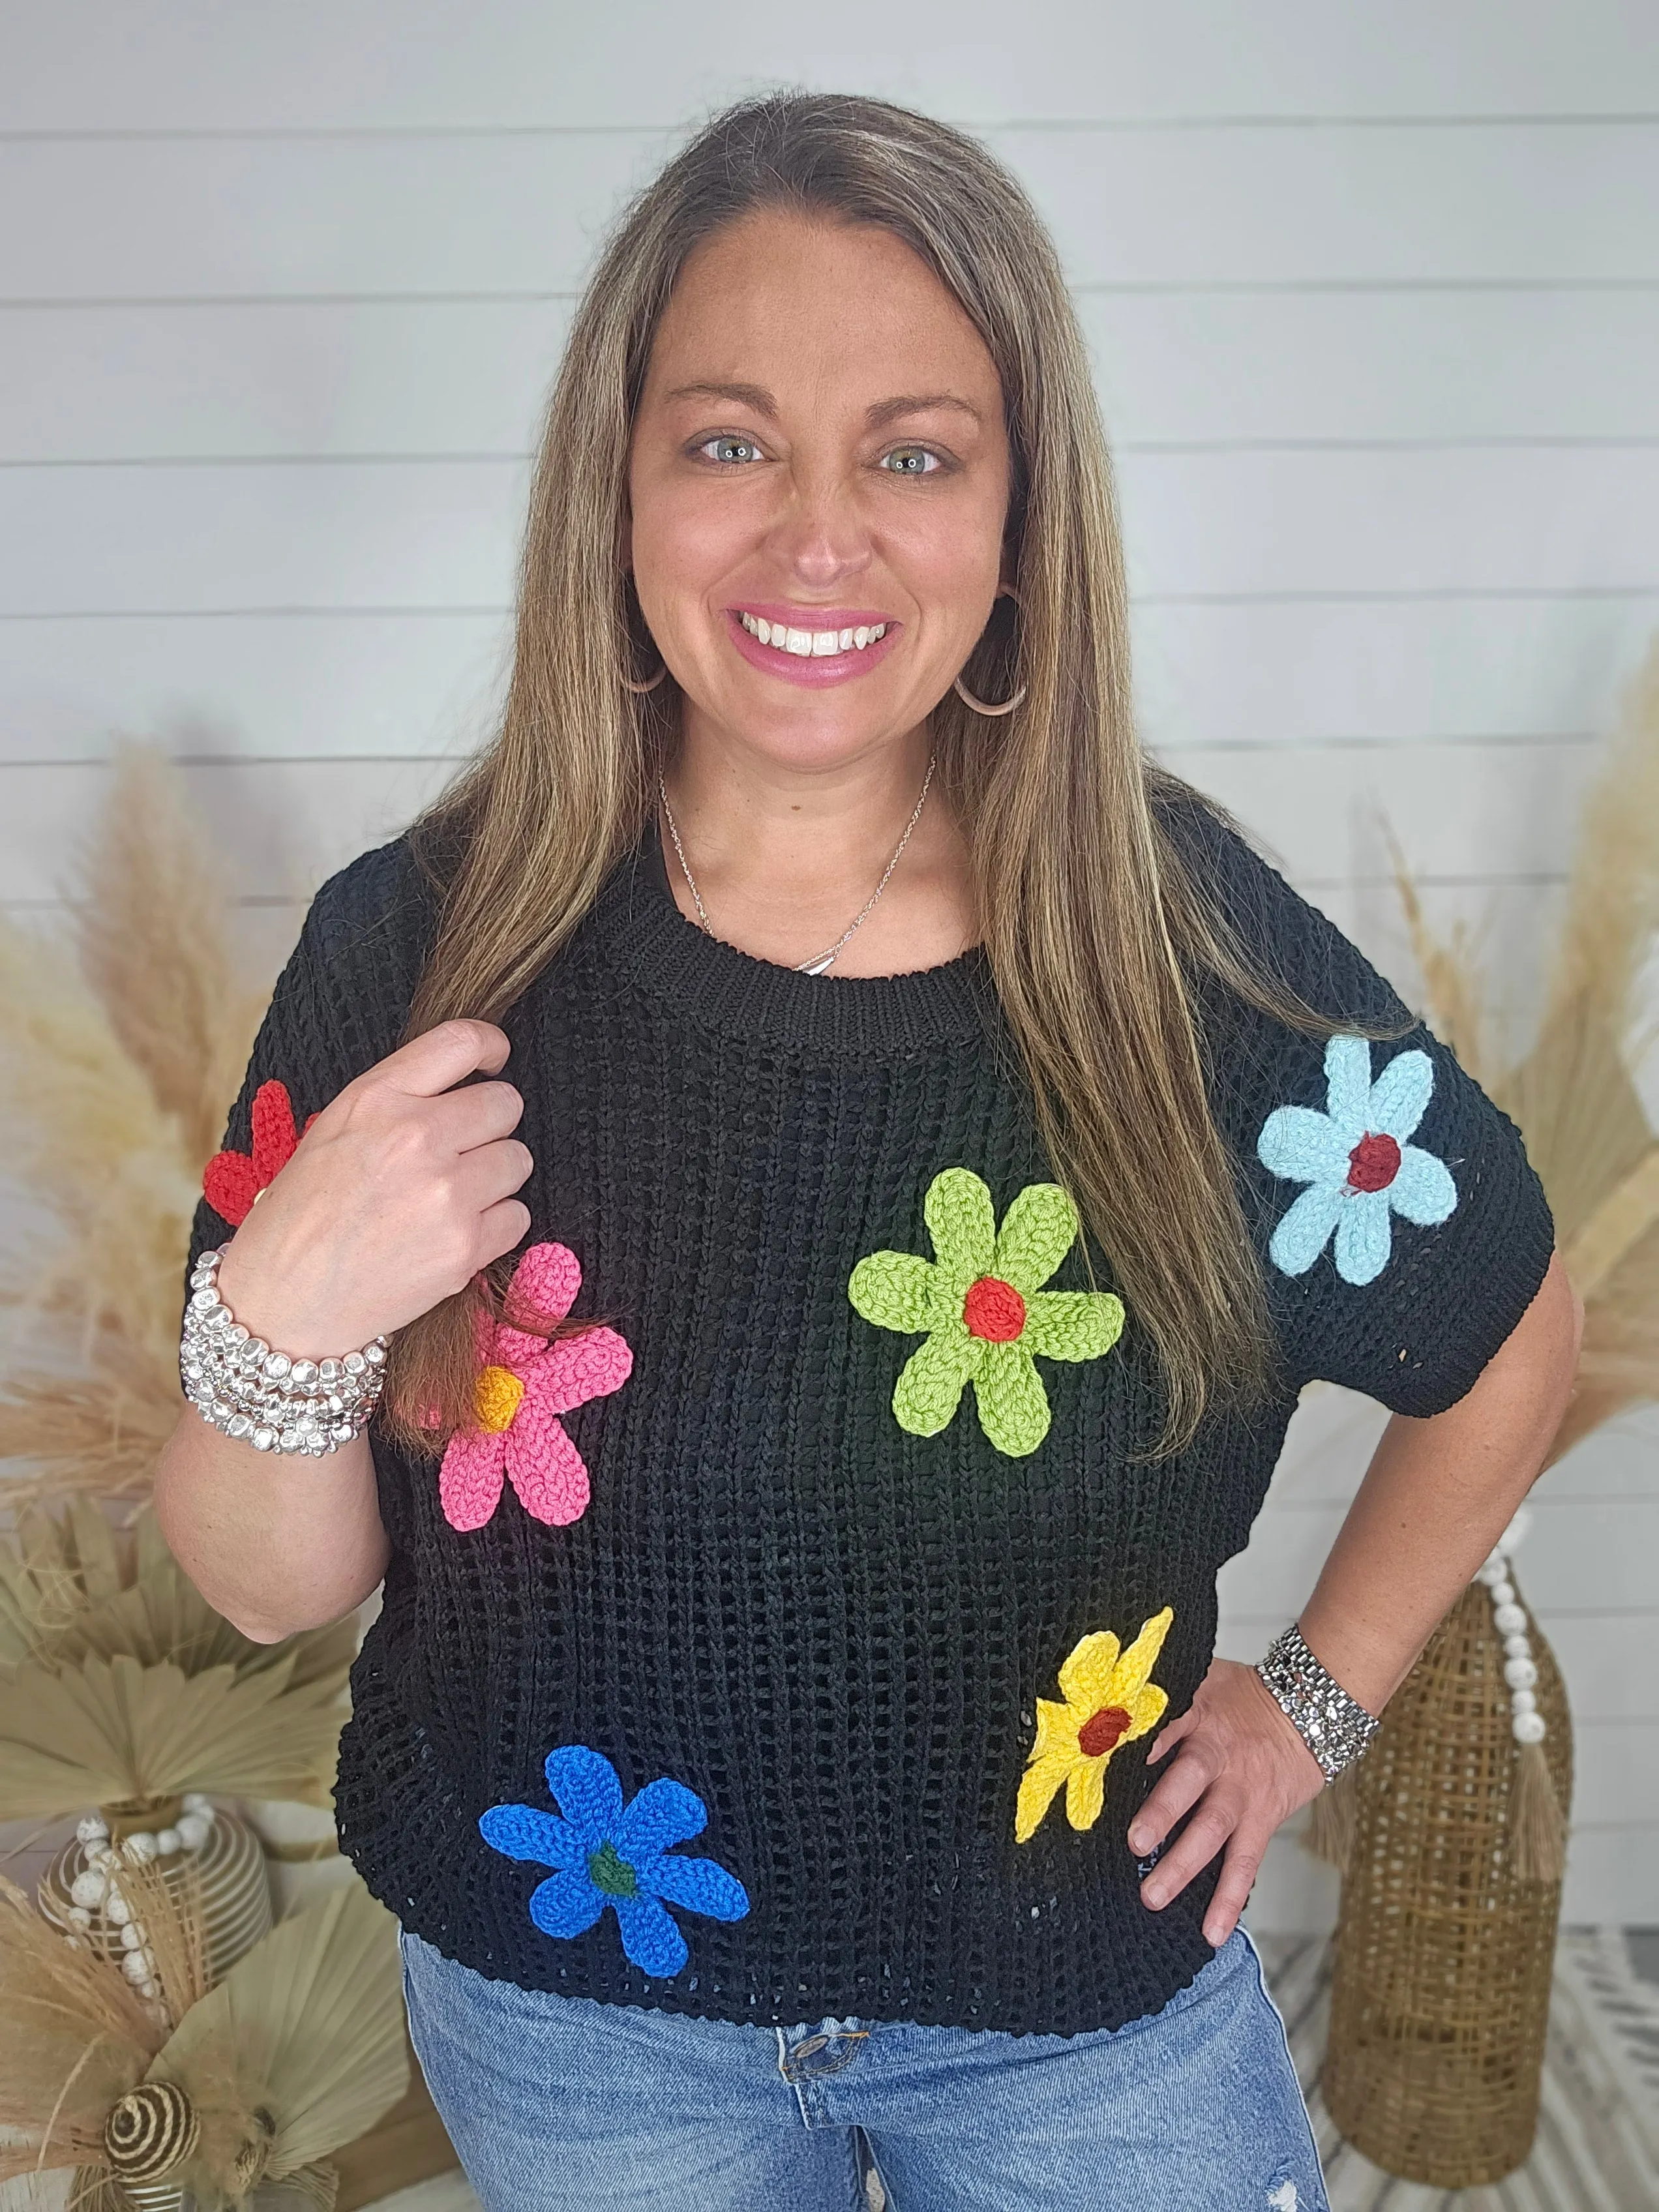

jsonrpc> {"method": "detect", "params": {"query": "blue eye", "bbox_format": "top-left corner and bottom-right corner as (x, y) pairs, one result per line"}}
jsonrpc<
(882, 447), (942, 476)
(698, 435), (764, 464)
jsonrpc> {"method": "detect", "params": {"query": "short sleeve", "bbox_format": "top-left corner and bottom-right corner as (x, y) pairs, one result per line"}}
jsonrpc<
(181, 837), (435, 1300)
(1159, 787), (1556, 1417)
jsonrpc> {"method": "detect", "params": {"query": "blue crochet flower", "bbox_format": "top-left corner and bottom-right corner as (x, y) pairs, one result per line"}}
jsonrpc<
(1257, 1034), (1457, 1286)
(479, 1745), (749, 1979)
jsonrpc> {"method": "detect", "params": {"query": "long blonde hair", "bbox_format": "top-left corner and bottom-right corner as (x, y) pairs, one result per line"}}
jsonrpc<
(389, 90), (1325, 1455)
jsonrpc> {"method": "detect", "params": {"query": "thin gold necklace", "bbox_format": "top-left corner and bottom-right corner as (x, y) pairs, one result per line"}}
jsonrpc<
(656, 756), (936, 976)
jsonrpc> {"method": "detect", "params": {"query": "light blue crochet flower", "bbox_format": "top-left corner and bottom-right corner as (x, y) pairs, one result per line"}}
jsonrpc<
(1257, 1034), (1457, 1286)
(480, 1745), (749, 1980)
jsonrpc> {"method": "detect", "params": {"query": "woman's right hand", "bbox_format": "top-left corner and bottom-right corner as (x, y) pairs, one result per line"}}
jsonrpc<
(213, 1019), (533, 1358)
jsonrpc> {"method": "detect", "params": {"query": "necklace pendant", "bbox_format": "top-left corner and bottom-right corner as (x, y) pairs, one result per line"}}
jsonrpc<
(798, 950), (837, 977)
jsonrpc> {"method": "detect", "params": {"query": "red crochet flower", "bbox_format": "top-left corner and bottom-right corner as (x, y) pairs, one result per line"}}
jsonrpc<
(202, 1079), (317, 1225)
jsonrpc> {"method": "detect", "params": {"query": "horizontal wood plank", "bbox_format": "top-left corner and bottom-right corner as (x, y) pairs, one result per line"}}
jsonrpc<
(4, 598), (1651, 764)
(3, 447), (1655, 616)
(8, 289), (1659, 464)
(7, 1), (1656, 134)
(1218, 1498), (1659, 1618)
(0, 741), (1605, 899)
(4, 122), (1656, 303)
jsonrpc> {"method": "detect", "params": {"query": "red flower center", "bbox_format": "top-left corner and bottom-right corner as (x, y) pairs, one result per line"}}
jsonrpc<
(963, 1275), (1026, 1341)
(1078, 1705), (1132, 1757)
(1346, 1131), (1401, 1193)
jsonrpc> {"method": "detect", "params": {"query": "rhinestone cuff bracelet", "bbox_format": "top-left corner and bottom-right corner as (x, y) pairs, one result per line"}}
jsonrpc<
(1255, 1621), (1381, 1784)
(180, 1246), (386, 1457)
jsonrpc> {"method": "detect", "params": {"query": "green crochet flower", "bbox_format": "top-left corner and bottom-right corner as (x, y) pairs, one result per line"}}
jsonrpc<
(848, 1167), (1125, 1457)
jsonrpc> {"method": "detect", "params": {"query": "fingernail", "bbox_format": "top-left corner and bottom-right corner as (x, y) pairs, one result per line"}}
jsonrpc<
(1143, 1883), (1164, 1906)
(1128, 1828), (1146, 1851)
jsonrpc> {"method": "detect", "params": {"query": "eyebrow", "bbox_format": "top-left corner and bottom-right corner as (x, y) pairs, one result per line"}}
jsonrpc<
(664, 380), (983, 430)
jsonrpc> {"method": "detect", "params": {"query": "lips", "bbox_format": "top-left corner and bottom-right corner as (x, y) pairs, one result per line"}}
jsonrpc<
(724, 605), (902, 689)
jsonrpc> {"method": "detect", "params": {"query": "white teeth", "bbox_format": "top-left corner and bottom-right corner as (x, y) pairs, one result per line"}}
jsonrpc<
(738, 612), (888, 653)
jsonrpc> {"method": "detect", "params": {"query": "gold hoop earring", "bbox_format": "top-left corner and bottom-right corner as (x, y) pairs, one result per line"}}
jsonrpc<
(954, 584), (1025, 716)
(623, 662), (667, 695)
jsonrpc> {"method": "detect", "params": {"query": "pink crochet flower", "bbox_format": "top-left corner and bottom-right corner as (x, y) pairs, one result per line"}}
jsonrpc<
(439, 1243), (633, 1534)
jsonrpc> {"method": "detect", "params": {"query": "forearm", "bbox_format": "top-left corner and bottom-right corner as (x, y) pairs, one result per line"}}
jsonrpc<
(1296, 1249), (1582, 1716)
(153, 1405), (390, 1642)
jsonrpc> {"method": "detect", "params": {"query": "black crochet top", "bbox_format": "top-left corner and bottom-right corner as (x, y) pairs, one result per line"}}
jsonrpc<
(185, 794), (1553, 2037)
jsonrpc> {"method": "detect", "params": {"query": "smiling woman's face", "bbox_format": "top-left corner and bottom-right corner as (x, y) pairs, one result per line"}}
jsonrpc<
(628, 207), (1013, 770)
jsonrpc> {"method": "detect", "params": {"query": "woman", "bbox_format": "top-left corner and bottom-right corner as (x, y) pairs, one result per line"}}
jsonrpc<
(157, 93), (1579, 2212)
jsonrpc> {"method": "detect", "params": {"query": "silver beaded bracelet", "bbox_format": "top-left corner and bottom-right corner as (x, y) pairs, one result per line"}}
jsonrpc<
(180, 1246), (386, 1457)
(1254, 1621), (1380, 1783)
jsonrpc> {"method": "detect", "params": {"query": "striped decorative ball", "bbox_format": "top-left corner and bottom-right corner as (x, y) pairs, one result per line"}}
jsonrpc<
(103, 2080), (199, 2179)
(39, 1806), (271, 1982)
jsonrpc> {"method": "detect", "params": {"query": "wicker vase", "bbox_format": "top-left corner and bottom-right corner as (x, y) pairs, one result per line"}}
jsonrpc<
(1321, 1576), (1573, 2187)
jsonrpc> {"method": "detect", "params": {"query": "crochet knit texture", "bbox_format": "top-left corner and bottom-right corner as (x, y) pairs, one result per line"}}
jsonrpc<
(186, 793), (1553, 2037)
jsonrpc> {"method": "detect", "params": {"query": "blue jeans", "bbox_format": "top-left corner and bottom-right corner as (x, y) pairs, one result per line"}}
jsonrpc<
(400, 1924), (1328, 2211)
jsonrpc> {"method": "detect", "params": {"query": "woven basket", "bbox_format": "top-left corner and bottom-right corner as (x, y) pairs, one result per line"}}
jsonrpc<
(1321, 1576), (1573, 2187)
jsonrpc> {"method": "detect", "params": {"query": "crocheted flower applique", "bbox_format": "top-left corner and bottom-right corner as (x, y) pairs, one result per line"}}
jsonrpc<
(1015, 1607), (1174, 1843)
(1257, 1034), (1458, 1287)
(480, 1744), (750, 1979)
(440, 1242), (632, 1533)
(848, 1167), (1124, 1457)
(202, 1079), (318, 1225)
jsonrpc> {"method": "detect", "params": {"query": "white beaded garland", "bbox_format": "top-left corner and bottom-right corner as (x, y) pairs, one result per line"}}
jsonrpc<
(1475, 1506), (1547, 1759)
(56, 1799), (222, 1979)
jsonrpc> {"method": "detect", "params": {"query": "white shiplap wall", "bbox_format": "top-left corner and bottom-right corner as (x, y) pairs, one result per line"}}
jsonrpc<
(3, 2), (1656, 1926)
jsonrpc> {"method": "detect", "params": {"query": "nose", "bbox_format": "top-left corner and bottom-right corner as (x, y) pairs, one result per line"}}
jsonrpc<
(760, 467), (874, 595)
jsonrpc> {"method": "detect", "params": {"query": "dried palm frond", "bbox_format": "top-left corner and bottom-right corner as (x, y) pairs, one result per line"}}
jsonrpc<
(0, 1871), (160, 2179)
(0, 1650), (344, 1819)
(157, 1879), (408, 2196)
(1, 1872), (406, 2207)
(1394, 631), (1659, 1459)
(0, 1499), (355, 1694)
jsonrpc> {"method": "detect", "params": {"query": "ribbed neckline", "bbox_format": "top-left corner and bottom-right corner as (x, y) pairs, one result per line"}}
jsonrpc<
(593, 817), (996, 1054)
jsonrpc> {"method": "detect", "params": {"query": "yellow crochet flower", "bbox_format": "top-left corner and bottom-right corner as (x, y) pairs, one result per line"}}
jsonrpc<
(1015, 1607), (1174, 1844)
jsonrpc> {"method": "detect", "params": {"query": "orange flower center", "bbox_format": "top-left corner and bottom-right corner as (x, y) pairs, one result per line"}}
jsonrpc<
(1077, 1705), (1132, 1757)
(474, 1364), (525, 1435)
(963, 1275), (1026, 1342)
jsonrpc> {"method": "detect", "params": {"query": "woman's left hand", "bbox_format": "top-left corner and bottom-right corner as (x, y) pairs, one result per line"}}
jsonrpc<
(1126, 1656), (1328, 1948)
